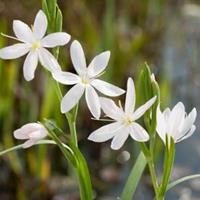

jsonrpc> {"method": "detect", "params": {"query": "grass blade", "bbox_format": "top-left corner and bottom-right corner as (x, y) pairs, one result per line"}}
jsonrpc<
(120, 152), (147, 200)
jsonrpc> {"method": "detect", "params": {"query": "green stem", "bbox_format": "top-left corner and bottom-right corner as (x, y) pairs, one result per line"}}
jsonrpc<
(66, 104), (79, 147)
(140, 143), (159, 199)
(158, 139), (175, 200)
(0, 140), (72, 156)
(167, 174), (200, 191)
(54, 80), (78, 146)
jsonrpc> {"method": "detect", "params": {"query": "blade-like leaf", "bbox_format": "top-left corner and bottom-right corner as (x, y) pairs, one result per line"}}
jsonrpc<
(120, 152), (147, 200)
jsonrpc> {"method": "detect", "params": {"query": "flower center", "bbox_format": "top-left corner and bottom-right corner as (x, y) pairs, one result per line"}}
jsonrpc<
(80, 75), (90, 85)
(32, 41), (41, 50)
(123, 116), (134, 126)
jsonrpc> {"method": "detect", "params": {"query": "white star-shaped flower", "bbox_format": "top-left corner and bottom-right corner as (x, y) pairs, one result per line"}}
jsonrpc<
(88, 78), (157, 150)
(53, 40), (125, 119)
(14, 123), (47, 148)
(156, 102), (197, 144)
(0, 10), (71, 81)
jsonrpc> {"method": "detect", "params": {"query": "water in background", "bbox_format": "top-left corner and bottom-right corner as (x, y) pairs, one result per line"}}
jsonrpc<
(162, 3), (200, 200)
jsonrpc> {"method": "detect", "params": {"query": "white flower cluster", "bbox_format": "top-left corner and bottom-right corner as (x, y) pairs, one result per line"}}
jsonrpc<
(0, 10), (197, 149)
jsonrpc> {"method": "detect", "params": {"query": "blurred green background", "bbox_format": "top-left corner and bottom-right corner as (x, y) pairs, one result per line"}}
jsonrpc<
(0, 0), (200, 199)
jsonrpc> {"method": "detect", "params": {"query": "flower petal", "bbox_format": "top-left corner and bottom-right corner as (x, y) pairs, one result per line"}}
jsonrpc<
(29, 130), (47, 139)
(41, 32), (71, 48)
(91, 79), (125, 97)
(181, 108), (197, 135)
(132, 96), (157, 120)
(0, 43), (30, 59)
(22, 139), (38, 148)
(177, 125), (196, 142)
(88, 122), (122, 142)
(52, 71), (80, 85)
(23, 51), (38, 81)
(33, 10), (47, 39)
(87, 51), (110, 77)
(111, 127), (129, 150)
(85, 85), (101, 119)
(61, 84), (84, 113)
(156, 105), (167, 143)
(175, 108), (197, 142)
(13, 123), (42, 140)
(125, 78), (135, 115)
(168, 102), (185, 136)
(129, 123), (149, 142)
(14, 129), (29, 140)
(38, 48), (61, 72)
(13, 20), (34, 43)
(100, 97), (124, 121)
(163, 108), (170, 121)
(70, 40), (87, 75)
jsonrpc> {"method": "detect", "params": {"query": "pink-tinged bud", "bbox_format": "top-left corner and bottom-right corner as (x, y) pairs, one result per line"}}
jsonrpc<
(13, 123), (47, 148)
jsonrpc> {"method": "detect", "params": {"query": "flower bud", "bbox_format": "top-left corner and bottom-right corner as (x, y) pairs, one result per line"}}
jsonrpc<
(14, 123), (47, 148)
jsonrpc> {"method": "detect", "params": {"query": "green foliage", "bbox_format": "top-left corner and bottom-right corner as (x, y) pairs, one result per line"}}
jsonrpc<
(120, 152), (147, 200)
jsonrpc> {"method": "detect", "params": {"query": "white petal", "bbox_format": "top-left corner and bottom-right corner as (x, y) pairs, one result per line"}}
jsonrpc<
(22, 139), (38, 148)
(91, 79), (125, 97)
(100, 97), (124, 121)
(163, 108), (170, 121)
(0, 43), (30, 59)
(29, 130), (47, 139)
(175, 108), (197, 142)
(87, 51), (110, 77)
(61, 84), (84, 113)
(41, 32), (71, 48)
(70, 40), (87, 75)
(14, 129), (30, 140)
(13, 123), (42, 140)
(156, 105), (167, 143)
(132, 96), (157, 120)
(88, 122), (122, 142)
(23, 51), (38, 81)
(38, 48), (61, 72)
(13, 20), (34, 43)
(52, 71), (80, 85)
(168, 102), (185, 136)
(85, 85), (101, 119)
(181, 108), (197, 134)
(111, 127), (129, 150)
(33, 10), (47, 39)
(177, 125), (196, 142)
(129, 123), (149, 142)
(125, 78), (135, 115)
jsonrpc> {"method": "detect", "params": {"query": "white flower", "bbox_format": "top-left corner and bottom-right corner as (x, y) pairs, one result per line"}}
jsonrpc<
(156, 102), (197, 144)
(88, 78), (157, 150)
(13, 123), (47, 148)
(53, 40), (125, 119)
(0, 10), (71, 81)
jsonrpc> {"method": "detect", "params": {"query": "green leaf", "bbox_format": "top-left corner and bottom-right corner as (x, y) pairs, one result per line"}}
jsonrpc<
(167, 174), (200, 191)
(138, 62), (160, 133)
(42, 0), (51, 21)
(55, 6), (63, 32)
(69, 142), (93, 200)
(46, 0), (57, 21)
(120, 152), (147, 200)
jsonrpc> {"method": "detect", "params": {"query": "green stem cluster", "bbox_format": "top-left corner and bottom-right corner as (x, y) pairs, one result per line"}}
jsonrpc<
(140, 136), (175, 200)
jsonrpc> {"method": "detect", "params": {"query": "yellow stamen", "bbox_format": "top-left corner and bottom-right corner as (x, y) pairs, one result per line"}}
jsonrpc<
(32, 41), (41, 50)
(123, 117), (134, 126)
